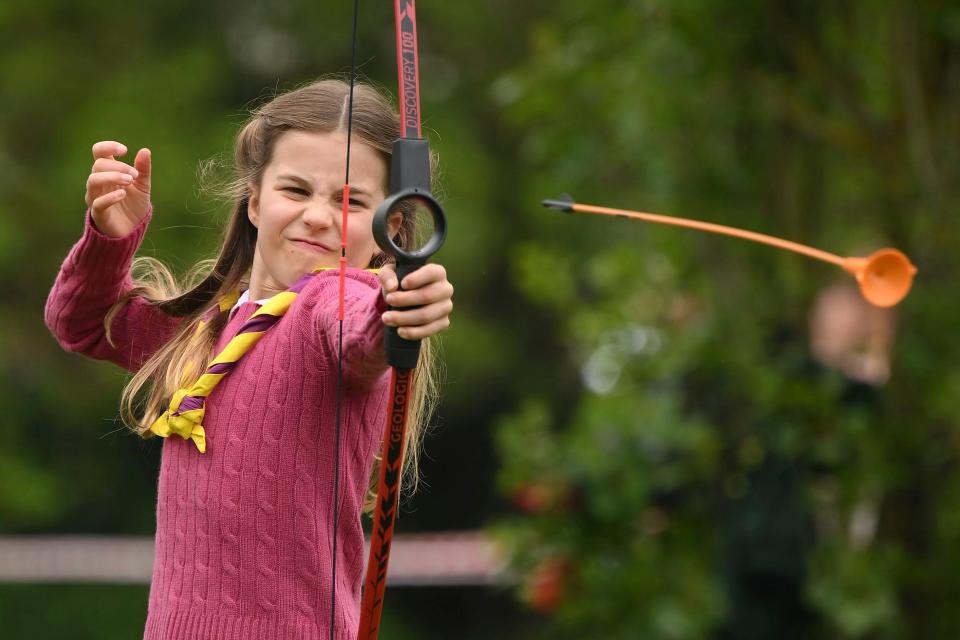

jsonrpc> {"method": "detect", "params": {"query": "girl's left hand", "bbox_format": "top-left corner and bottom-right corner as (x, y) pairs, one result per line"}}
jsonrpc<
(378, 263), (453, 340)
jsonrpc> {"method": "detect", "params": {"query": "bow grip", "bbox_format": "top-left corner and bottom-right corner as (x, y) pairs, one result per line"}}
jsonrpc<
(373, 138), (447, 370)
(384, 258), (426, 370)
(372, 189), (446, 370)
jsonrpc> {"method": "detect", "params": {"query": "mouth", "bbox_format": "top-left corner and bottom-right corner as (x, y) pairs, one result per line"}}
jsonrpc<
(290, 238), (334, 254)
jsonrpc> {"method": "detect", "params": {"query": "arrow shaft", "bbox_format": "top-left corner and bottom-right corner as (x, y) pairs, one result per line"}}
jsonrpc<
(571, 203), (845, 267)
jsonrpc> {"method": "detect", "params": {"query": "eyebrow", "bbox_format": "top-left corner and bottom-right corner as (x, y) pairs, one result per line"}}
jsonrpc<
(275, 174), (375, 196)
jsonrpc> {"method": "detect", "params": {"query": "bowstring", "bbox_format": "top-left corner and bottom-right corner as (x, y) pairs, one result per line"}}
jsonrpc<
(331, 0), (360, 636)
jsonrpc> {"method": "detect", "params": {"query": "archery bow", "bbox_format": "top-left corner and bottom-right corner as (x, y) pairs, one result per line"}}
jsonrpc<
(543, 195), (917, 307)
(355, 1), (447, 638)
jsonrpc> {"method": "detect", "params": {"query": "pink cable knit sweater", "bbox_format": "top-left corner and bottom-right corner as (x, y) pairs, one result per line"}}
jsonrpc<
(44, 209), (391, 640)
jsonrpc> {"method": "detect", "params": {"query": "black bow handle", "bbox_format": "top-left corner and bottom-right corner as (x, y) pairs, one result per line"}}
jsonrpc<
(372, 138), (447, 369)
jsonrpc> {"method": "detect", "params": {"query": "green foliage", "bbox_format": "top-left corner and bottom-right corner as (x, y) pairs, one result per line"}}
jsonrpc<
(493, 0), (960, 638)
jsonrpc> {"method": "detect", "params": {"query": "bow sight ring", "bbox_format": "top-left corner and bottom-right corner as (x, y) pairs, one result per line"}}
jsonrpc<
(372, 187), (447, 264)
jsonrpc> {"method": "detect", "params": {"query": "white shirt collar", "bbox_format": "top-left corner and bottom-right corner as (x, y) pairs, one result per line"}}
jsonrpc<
(228, 289), (272, 320)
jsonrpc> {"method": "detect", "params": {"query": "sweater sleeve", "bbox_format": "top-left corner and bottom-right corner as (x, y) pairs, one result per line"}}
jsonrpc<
(296, 269), (390, 389)
(43, 208), (182, 373)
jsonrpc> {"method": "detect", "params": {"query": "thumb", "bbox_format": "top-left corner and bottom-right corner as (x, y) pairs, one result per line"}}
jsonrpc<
(378, 263), (398, 298)
(133, 148), (152, 192)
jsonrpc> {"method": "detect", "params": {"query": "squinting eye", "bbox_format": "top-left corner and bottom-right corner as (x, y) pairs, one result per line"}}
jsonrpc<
(337, 195), (366, 208)
(283, 186), (309, 196)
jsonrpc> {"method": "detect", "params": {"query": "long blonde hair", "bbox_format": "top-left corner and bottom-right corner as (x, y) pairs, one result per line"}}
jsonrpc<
(106, 78), (440, 508)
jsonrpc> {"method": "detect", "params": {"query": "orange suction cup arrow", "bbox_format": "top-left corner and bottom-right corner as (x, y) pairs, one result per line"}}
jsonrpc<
(840, 249), (917, 308)
(542, 195), (917, 307)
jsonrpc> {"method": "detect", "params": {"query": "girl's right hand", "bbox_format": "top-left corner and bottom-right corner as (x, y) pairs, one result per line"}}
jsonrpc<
(85, 141), (152, 238)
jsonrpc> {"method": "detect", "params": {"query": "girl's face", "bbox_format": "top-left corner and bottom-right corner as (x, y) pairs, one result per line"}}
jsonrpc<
(247, 130), (394, 298)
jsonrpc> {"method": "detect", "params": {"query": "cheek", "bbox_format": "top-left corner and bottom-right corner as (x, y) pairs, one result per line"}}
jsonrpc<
(345, 216), (379, 264)
(258, 198), (298, 237)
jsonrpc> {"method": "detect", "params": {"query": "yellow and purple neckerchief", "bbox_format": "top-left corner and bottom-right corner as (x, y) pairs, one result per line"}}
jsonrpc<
(146, 267), (372, 453)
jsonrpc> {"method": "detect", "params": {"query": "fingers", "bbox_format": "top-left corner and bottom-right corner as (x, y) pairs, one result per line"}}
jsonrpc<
(385, 278), (454, 309)
(86, 156), (139, 210)
(377, 263), (398, 296)
(395, 263), (447, 291)
(388, 316), (451, 341)
(85, 141), (152, 234)
(383, 297), (453, 325)
(85, 171), (135, 207)
(87, 171), (134, 191)
(381, 262), (454, 340)
(90, 189), (128, 214)
(381, 263), (451, 304)
(90, 141), (150, 192)
(91, 140), (127, 160)
(132, 148), (152, 191)
(92, 157), (139, 177)
(383, 302), (452, 340)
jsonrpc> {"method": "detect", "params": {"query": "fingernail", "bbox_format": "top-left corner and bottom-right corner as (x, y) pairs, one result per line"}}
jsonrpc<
(121, 174), (133, 182)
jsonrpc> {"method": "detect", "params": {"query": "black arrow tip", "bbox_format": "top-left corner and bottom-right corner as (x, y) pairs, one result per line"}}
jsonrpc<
(541, 193), (575, 212)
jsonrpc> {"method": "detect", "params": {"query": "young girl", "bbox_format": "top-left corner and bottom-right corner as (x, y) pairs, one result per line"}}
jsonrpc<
(44, 79), (454, 640)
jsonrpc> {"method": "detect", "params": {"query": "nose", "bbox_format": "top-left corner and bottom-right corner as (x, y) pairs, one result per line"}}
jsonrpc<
(302, 198), (337, 229)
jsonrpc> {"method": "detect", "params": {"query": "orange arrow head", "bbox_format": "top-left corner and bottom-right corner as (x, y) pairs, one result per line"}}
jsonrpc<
(841, 249), (918, 308)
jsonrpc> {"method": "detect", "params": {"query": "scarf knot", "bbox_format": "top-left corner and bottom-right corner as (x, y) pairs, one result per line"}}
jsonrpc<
(148, 388), (208, 452)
